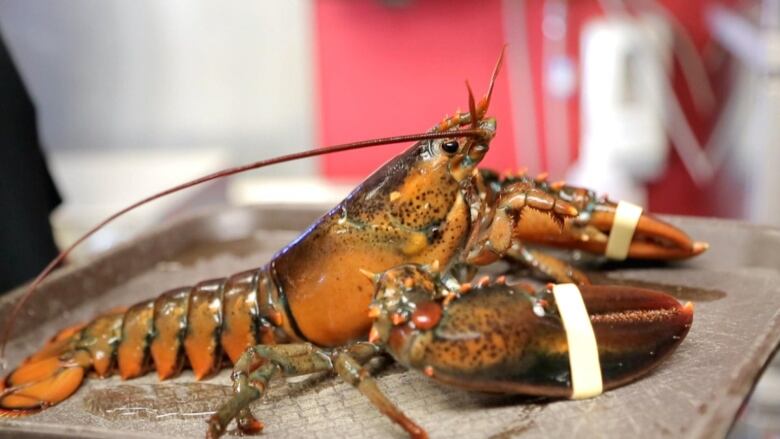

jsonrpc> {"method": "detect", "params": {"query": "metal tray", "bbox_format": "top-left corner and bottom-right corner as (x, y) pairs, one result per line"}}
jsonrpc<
(0, 206), (778, 439)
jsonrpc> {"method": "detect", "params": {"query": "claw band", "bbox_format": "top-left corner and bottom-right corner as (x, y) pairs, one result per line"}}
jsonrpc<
(605, 201), (643, 260)
(552, 283), (603, 399)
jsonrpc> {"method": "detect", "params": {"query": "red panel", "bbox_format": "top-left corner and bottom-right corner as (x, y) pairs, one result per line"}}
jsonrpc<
(644, 0), (732, 216)
(315, 0), (516, 179)
(315, 0), (737, 217)
(518, 0), (734, 216)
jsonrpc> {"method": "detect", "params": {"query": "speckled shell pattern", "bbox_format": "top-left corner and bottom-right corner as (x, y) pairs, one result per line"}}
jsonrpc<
(271, 139), (477, 347)
(33, 266), (296, 382)
(387, 282), (693, 398)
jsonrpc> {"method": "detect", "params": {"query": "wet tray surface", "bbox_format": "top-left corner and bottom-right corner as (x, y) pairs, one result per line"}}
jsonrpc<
(0, 206), (778, 438)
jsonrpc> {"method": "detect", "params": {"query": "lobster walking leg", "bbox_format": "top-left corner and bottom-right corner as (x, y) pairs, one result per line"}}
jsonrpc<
(207, 344), (330, 438)
(505, 245), (591, 285)
(334, 344), (427, 439)
(209, 342), (424, 439)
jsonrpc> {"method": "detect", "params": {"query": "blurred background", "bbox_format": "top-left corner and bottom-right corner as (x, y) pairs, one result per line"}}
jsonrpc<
(3, 0), (780, 260)
(2, 0), (780, 256)
(0, 0), (778, 436)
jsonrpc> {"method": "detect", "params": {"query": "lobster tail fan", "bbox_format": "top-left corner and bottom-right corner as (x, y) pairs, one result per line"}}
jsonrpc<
(0, 350), (90, 415)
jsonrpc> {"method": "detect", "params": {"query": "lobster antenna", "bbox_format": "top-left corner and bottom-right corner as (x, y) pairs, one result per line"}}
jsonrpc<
(483, 45), (506, 116)
(466, 80), (478, 130)
(0, 128), (487, 359)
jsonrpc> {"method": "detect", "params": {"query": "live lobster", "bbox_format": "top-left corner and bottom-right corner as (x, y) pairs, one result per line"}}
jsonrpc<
(0, 51), (706, 438)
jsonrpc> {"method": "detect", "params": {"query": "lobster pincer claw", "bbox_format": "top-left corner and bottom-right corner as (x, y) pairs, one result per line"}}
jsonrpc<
(585, 202), (708, 260)
(516, 190), (709, 260)
(533, 283), (695, 393)
(369, 265), (694, 398)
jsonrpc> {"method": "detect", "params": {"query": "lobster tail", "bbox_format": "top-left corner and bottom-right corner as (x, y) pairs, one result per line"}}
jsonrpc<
(0, 266), (295, 415)
(0, 314), (122, 414)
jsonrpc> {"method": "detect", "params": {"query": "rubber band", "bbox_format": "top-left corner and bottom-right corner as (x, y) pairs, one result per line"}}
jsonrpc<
(605, 201), (643, 260)
(552, 283), (603, 399)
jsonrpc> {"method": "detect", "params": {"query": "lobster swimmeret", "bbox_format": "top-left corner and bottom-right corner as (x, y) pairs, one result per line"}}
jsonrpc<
(0, 51), (705, 438)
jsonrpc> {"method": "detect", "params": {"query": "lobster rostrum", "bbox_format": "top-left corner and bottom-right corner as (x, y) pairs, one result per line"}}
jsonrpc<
(0, 50), (705, 438)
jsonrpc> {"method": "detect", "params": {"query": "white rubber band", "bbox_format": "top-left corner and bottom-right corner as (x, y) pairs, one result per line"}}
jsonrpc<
(552, 283), (603, 399)
(605, 201), (643, 261)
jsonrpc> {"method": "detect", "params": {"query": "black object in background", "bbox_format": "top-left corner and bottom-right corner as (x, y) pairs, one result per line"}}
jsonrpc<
(0, 33), (61, 292)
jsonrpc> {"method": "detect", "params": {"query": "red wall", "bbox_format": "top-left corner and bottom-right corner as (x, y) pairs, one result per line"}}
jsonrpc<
(315, 0), (733, 216)
(315, 0), (516, 178)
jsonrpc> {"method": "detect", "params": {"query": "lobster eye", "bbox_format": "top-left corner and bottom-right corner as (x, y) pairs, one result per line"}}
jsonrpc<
(441, 140), (459, 154)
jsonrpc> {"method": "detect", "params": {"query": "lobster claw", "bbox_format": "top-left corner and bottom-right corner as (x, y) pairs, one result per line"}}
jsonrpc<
(379, 268), (695, 398)
(514, 194), (708, 260)
(574, 284), (693, 391)
(583, 203), (709, 260)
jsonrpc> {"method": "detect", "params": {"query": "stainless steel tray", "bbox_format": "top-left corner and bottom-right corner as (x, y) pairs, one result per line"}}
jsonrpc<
(0, 206), (778, 438)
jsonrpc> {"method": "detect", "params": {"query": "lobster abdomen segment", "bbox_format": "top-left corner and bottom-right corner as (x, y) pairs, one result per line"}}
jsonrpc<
(185, 279), (225, 380)
(150, 288), (191, 380)
(0, 266), (296, 414)
(220, 269), (261, 364)
(82, 310), (124, 377)
(117, 301), (154, 379)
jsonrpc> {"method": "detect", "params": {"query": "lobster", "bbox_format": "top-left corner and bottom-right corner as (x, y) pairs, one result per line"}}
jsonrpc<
(0, 51), (706, 438)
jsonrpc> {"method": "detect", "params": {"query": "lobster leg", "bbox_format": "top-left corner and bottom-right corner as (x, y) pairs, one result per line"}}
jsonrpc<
(334, 344), (427, 439)
(209, 342), (424, 439)
(505, 245), (591, 286)
(207, 343), (330, 438)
